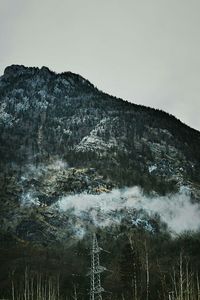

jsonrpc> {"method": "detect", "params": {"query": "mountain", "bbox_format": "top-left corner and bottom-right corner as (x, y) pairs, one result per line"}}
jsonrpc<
(0, 63), (199, 241)
(0, 65), (200, 299)
(1, 65), (200, 189)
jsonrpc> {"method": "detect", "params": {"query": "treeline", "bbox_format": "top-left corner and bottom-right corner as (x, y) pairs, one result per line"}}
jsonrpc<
(1, 226), (200, 299)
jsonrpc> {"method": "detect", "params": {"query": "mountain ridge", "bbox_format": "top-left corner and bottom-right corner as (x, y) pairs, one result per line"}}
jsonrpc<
(1, 64), (200, 133)
(0, 64), (200, 193)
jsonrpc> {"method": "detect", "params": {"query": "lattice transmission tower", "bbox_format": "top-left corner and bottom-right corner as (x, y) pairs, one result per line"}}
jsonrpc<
(89, 233), (106, 300)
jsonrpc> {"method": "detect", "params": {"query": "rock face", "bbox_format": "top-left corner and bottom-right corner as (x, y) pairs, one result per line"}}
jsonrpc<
(0, 64), (200, 244)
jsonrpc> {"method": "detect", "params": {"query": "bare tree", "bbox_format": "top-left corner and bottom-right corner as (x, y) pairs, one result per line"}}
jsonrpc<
(145, 240), (149, 300)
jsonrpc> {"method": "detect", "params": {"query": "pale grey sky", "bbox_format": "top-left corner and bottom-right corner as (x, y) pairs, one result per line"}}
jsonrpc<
(0, 0), (200, 130)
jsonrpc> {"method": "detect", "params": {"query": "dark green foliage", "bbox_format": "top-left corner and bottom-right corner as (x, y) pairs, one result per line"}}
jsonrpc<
(1, 227), (200, 299)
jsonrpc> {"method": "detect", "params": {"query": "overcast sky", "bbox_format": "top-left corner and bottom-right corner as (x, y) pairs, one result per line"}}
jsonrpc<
(0, 0), (200, 130)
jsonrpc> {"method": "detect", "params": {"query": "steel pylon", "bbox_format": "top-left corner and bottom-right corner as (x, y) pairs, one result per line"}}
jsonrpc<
(89, 233), (105, 300)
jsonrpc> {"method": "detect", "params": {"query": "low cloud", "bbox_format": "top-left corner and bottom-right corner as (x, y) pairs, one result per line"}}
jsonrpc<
(56, 186), (200, 234)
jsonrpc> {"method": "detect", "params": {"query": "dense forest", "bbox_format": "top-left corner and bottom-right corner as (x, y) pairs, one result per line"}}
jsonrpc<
(1, 225), (200, 299)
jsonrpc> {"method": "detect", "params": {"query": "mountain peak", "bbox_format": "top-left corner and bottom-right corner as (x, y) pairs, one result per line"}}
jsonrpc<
(3, 64), (55, 78)
(2, 64), (94, 89)
(4, 64), (38, 76)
